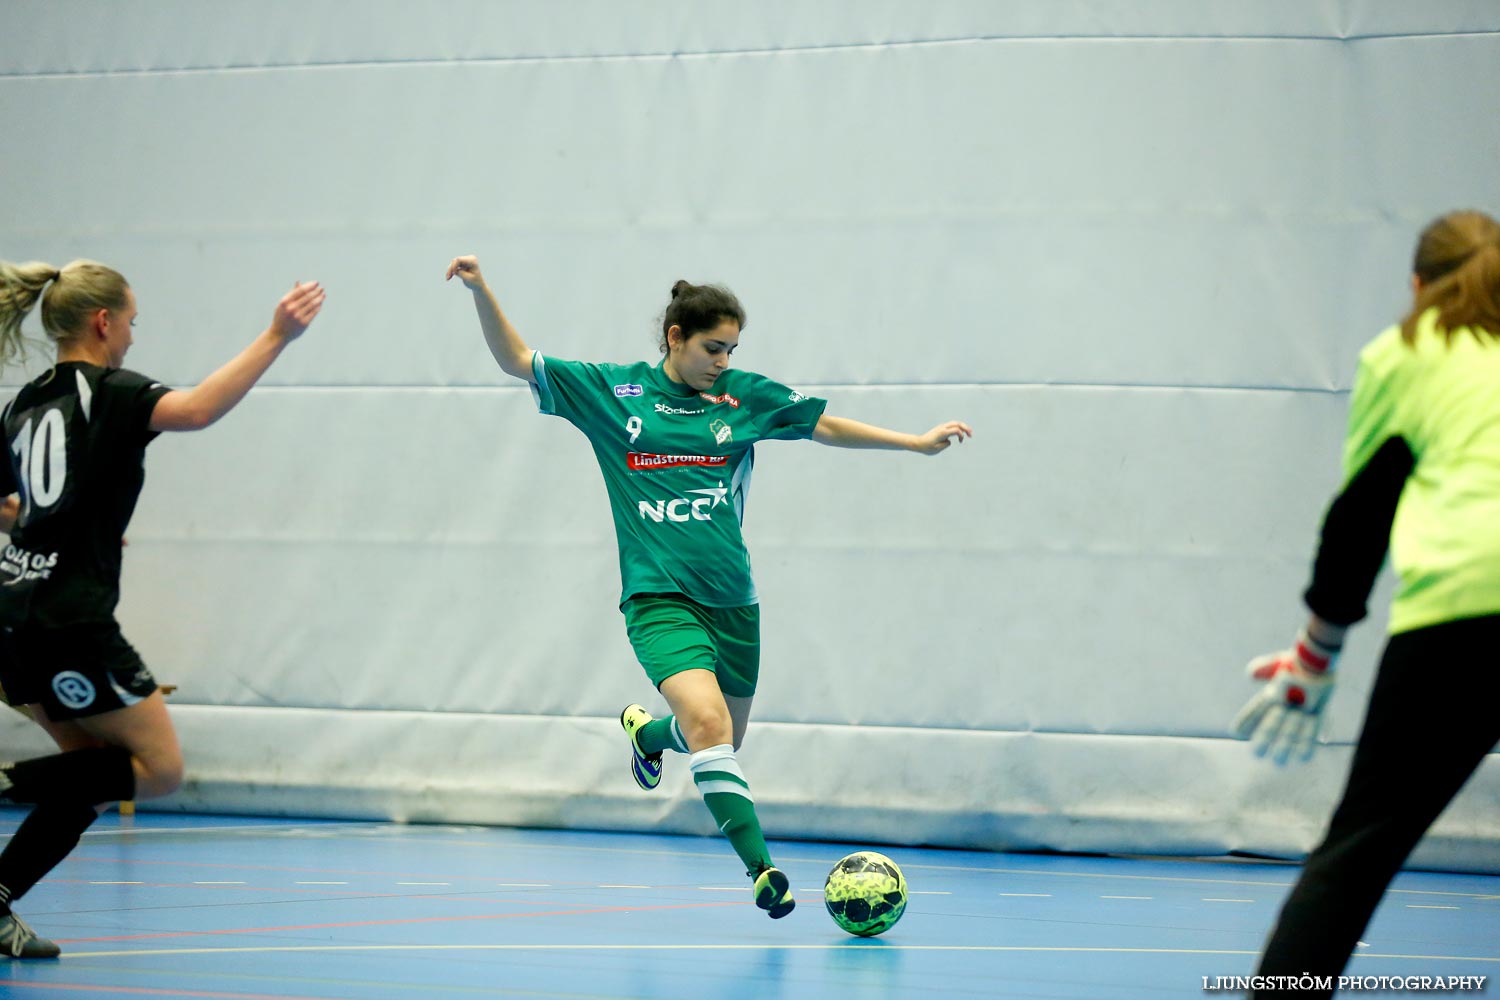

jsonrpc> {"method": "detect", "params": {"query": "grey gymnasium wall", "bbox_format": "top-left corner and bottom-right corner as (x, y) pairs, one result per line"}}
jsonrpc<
(3, 2), (1500, 870)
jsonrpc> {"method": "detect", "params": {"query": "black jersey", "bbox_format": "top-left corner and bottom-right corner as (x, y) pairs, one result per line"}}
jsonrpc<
(0, 362), (171, 627)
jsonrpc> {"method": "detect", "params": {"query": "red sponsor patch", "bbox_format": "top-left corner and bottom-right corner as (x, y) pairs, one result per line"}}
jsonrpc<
(628, 453), (729, 470)
(699, 392), (741, 408)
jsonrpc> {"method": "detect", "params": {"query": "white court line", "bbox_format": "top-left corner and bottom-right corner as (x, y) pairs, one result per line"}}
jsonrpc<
(55, 943), (1500, 961)
(86, 881), (142, 885)
(61, 823), (1499, 903)
(998, 892), (1051, 897)
(395, 882), (450, 886)
(495, 883), (549, 887)
(1202, 898), (1256, 904)
(76, 824), (365, 838)
(72, 823), (1495, 904)
(1407, 904), (1461, 910)
(599, 884), (650, 889)
(1101, 895), (1153, 900)
(192, 881), (247, 885)
(1391, 887), (1496, 899)
(293, 881), (348, 886)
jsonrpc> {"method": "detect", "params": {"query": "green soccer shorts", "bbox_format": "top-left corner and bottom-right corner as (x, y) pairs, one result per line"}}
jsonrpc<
(622, 594), (760, 698)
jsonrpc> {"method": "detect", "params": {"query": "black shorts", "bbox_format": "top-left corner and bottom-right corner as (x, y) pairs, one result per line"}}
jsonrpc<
(0, 620), (158, 721)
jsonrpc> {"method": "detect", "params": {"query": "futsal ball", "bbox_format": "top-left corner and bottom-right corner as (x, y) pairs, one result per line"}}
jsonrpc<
(824, 851), (908, 937)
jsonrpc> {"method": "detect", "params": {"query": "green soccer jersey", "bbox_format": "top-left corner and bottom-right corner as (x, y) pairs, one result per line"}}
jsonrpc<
(1342, 311), (1500, 634)
(530, 353), (828, 608)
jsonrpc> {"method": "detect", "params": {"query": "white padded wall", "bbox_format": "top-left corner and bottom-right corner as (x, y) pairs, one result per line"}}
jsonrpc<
(3, 2), (1499, 870)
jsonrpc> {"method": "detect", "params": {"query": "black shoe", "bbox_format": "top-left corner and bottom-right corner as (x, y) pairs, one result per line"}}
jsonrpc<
(0, 912), (60, 959)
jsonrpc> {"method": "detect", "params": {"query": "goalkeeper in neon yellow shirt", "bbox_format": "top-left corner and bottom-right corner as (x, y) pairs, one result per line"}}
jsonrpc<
(448, 255), (971, 919)
(1233, 210), (1500, 995)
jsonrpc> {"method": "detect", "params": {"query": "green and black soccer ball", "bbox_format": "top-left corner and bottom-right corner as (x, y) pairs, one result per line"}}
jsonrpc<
(824, 851), (908, 937)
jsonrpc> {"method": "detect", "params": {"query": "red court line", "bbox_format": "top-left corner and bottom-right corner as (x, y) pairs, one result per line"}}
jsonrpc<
(52, 878), (630, 913)
(66, 856), (582, 884)
(60, 898), (744, 944)
(53, 879), (410, 899)
(54, 878), (601, 908)
(0, 982), (343, 1000)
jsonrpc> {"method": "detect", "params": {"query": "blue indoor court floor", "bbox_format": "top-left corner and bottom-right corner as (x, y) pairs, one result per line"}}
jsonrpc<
(0, 807), (1496, 999)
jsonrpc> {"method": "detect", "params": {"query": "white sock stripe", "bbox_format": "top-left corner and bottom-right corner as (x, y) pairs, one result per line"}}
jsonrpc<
(694, 779), (755, 801)
(688, 745), (742, 777)
(670, 718), (689, 753)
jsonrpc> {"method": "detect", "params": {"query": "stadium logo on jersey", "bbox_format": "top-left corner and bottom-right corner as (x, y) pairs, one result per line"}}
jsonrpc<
(627, 453), (728, 471)
(699, 392), (741, 408)
(654, 403), (705, 416)
(638, 483), (729, 523)
(614, 384), (643, 397)
(51, 671), (96, 711)
(710, 419), (733, 446)
(0, 544), (58, 587)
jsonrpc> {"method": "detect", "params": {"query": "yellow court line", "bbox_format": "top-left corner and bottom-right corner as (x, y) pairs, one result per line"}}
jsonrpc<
(907, 863), (1500, 899)
(55, 943), (1500, 961)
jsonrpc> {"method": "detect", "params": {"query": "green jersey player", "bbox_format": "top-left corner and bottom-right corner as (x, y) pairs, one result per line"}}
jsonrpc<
(448, 255), (971, 919)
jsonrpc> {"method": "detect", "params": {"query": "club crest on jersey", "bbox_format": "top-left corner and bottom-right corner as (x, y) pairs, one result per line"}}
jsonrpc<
(614, 384), (644, 397)
(788, 390), (807, 403)
(628, 453), (728, 471)
(700, 392), (740, 408)
(710, 419), (732, 446)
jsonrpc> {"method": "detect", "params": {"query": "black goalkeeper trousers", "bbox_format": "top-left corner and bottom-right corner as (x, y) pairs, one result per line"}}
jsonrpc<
(1251, 614), (1500, 999)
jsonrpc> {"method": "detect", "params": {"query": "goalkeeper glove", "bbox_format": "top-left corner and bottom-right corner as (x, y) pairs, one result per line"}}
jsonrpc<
(1231, 628), (1341, 765)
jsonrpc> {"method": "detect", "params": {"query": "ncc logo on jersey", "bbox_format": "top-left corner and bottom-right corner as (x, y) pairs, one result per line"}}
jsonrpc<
(614, 384), (643, 397)
(638, 483), (729, 523)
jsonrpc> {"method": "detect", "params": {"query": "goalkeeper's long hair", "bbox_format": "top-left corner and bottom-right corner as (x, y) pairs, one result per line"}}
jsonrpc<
(1400, 210), (1500, 346)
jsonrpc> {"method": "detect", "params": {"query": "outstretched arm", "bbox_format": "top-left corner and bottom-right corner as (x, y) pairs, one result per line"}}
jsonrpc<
(149, 281), (325, 432)
(446, 255), (535, 382)
(812, 415), (972, 455)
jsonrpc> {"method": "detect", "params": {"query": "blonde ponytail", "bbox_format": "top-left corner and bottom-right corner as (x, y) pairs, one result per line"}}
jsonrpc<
(0, 261), (63, 372)
(0, 259), (130, 372)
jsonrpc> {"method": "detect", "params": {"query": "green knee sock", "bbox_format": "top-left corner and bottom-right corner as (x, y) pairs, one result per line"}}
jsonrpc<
(638, 716), (690, 755)
(689, 744), (772, 875)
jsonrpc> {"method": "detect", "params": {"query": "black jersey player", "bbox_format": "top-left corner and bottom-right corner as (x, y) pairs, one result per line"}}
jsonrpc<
(0, 259), (323, 957)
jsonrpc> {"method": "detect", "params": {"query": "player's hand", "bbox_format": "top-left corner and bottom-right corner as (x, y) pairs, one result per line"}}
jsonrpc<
(446, 255), (486, 290)
(269, 281), (325, 341)
(911, 421), (973, 455)
(1231, 629), (1341, 765)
